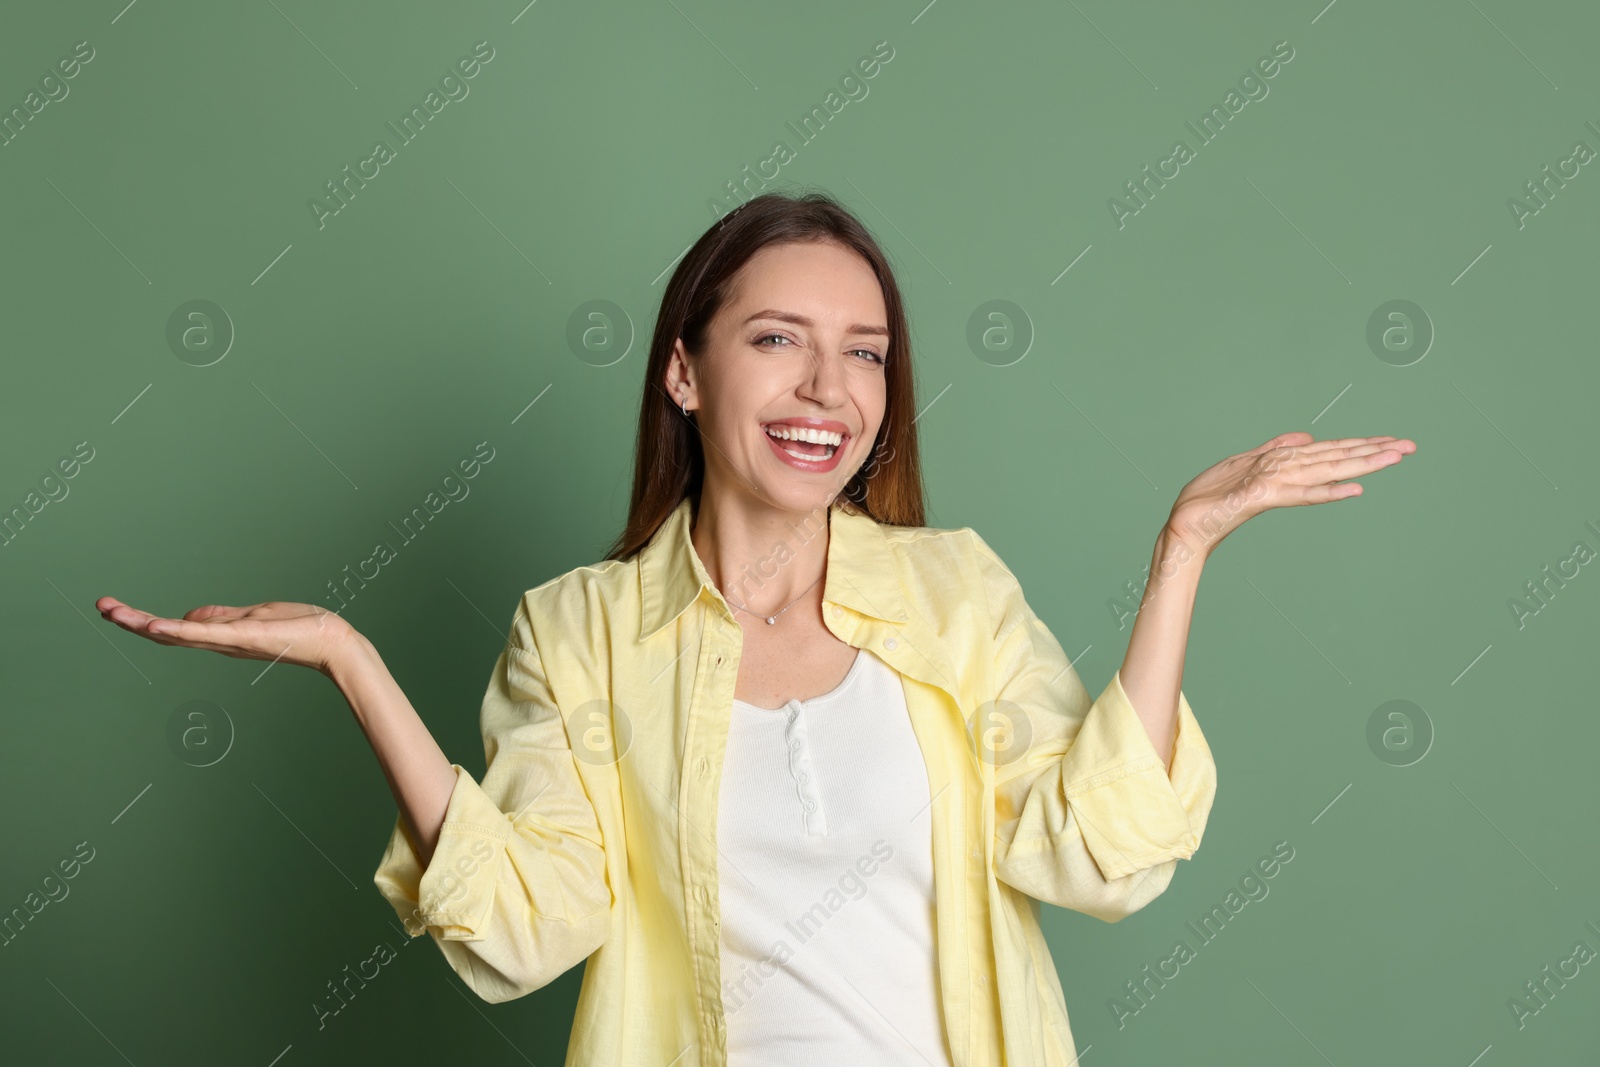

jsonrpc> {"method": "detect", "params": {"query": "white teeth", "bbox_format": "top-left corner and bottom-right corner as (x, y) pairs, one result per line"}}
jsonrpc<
(777, 442), (837, 462)
(764, 424), (844, 446)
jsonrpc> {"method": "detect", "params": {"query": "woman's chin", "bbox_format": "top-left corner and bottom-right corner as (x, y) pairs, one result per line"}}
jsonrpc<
(762, 481), (844, 517)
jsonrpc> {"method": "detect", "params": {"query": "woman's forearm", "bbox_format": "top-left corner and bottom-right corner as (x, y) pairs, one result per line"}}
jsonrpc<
(1117, 525), (1205, 770)
(325, 633), (459, 867)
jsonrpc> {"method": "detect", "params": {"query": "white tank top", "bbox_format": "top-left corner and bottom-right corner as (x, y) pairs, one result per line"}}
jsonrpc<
(717, 647), (954, 1065)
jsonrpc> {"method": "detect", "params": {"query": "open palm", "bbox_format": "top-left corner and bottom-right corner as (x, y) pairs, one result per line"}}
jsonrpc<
(1165, 431), (1417, 559)
(97, 596), (355, 676)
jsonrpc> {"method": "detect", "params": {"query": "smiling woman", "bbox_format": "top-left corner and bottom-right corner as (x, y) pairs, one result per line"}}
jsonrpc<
(617, 204), (923, 555)
(98, 188), (1412, 1067)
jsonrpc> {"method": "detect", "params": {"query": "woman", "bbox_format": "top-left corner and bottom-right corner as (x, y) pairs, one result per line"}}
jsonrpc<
(98, 191), (1413, 1065)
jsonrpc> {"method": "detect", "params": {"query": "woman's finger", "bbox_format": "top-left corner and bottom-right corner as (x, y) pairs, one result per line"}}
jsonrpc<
(1291, 442), (1401, 467)
(1298, 449), (1405, 483)
(100, 598), (252, 635)
(1248, 434), (1406, 462)
(144, 616), (239, 642)
(141, 616), (286, 660)
(183, 604), (251, 622)
(1296, 435), (1401, 456)
(1297, 481), (1363, 504)
(136, 615), (223, 646)
(98, 600), (164, 632)
(96, 595), (142, 617)
(96, 600), (237, 650)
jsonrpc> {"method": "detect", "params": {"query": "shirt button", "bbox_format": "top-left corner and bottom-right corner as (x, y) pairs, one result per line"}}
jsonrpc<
(883, 637), (898, 651)
(831, 605), (842, 618)
(804, 800), (816, 811)
(971, 848), (980, 860)
(978, 975), (989, 986)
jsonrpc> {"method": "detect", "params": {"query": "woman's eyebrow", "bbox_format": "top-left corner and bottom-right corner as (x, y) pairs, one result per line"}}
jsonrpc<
(743, 309), (889, 338)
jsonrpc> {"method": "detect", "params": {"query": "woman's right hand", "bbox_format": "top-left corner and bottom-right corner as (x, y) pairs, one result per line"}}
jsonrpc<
(96, 596), (359, 677)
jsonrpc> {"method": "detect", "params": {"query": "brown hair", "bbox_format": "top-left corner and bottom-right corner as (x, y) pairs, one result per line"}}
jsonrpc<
(603, 190), (925, 563)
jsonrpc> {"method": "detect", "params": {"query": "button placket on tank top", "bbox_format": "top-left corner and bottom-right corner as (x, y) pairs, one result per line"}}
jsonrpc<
(781, 698), (828, 836)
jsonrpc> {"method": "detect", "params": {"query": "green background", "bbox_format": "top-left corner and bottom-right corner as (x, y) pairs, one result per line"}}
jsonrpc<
(3, 0), (1597, 1063)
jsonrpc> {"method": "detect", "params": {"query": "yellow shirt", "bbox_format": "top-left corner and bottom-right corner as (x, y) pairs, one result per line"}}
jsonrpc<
(373, 495), (1217, 1066)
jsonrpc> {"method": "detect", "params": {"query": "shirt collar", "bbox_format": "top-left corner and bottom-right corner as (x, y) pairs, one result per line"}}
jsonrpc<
(637, 496), (910, 642)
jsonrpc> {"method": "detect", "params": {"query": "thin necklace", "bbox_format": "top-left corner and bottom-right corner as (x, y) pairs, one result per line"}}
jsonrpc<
(725, 573), (823, 625)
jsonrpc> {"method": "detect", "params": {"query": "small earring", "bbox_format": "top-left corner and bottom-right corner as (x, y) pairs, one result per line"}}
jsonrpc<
(678, 390), (690, 418)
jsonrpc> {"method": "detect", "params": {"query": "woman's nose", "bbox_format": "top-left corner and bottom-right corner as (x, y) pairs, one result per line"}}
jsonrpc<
(798, 351), (848, 402)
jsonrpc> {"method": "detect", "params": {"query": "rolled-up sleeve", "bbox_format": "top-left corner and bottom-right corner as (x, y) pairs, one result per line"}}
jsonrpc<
(970, 532), (1218, 922)
(372, 602), (612, 1002)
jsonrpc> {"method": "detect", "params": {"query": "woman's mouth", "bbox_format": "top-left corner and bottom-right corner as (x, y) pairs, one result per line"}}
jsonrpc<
(762, 423), (848, 472)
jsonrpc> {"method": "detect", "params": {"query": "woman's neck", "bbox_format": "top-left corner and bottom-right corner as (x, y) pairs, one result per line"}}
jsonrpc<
(689, 491), (835, 617)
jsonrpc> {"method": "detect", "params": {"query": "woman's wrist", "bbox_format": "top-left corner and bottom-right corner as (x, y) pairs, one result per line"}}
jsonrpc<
(322, 627), (381, 688)
(1145, 522), (1206, 607)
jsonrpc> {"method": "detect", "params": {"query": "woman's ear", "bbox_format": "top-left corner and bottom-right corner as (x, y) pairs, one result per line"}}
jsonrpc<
(666, 338), (696, 412)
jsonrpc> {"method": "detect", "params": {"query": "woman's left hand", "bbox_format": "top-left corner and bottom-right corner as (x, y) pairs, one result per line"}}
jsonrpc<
(1164, 431), (1416, 560)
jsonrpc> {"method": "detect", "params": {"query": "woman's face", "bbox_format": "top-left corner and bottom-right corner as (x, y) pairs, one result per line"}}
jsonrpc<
(672, 239), (890, 516)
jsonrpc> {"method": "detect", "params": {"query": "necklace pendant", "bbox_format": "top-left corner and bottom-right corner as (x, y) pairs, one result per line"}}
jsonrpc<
(765, 616), (777, 625)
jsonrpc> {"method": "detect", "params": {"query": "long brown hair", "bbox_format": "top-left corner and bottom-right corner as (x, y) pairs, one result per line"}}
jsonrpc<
(603, 190), (926, 563)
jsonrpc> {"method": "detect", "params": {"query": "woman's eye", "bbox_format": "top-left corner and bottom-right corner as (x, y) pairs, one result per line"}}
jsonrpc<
(755, 334), (884, 366)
